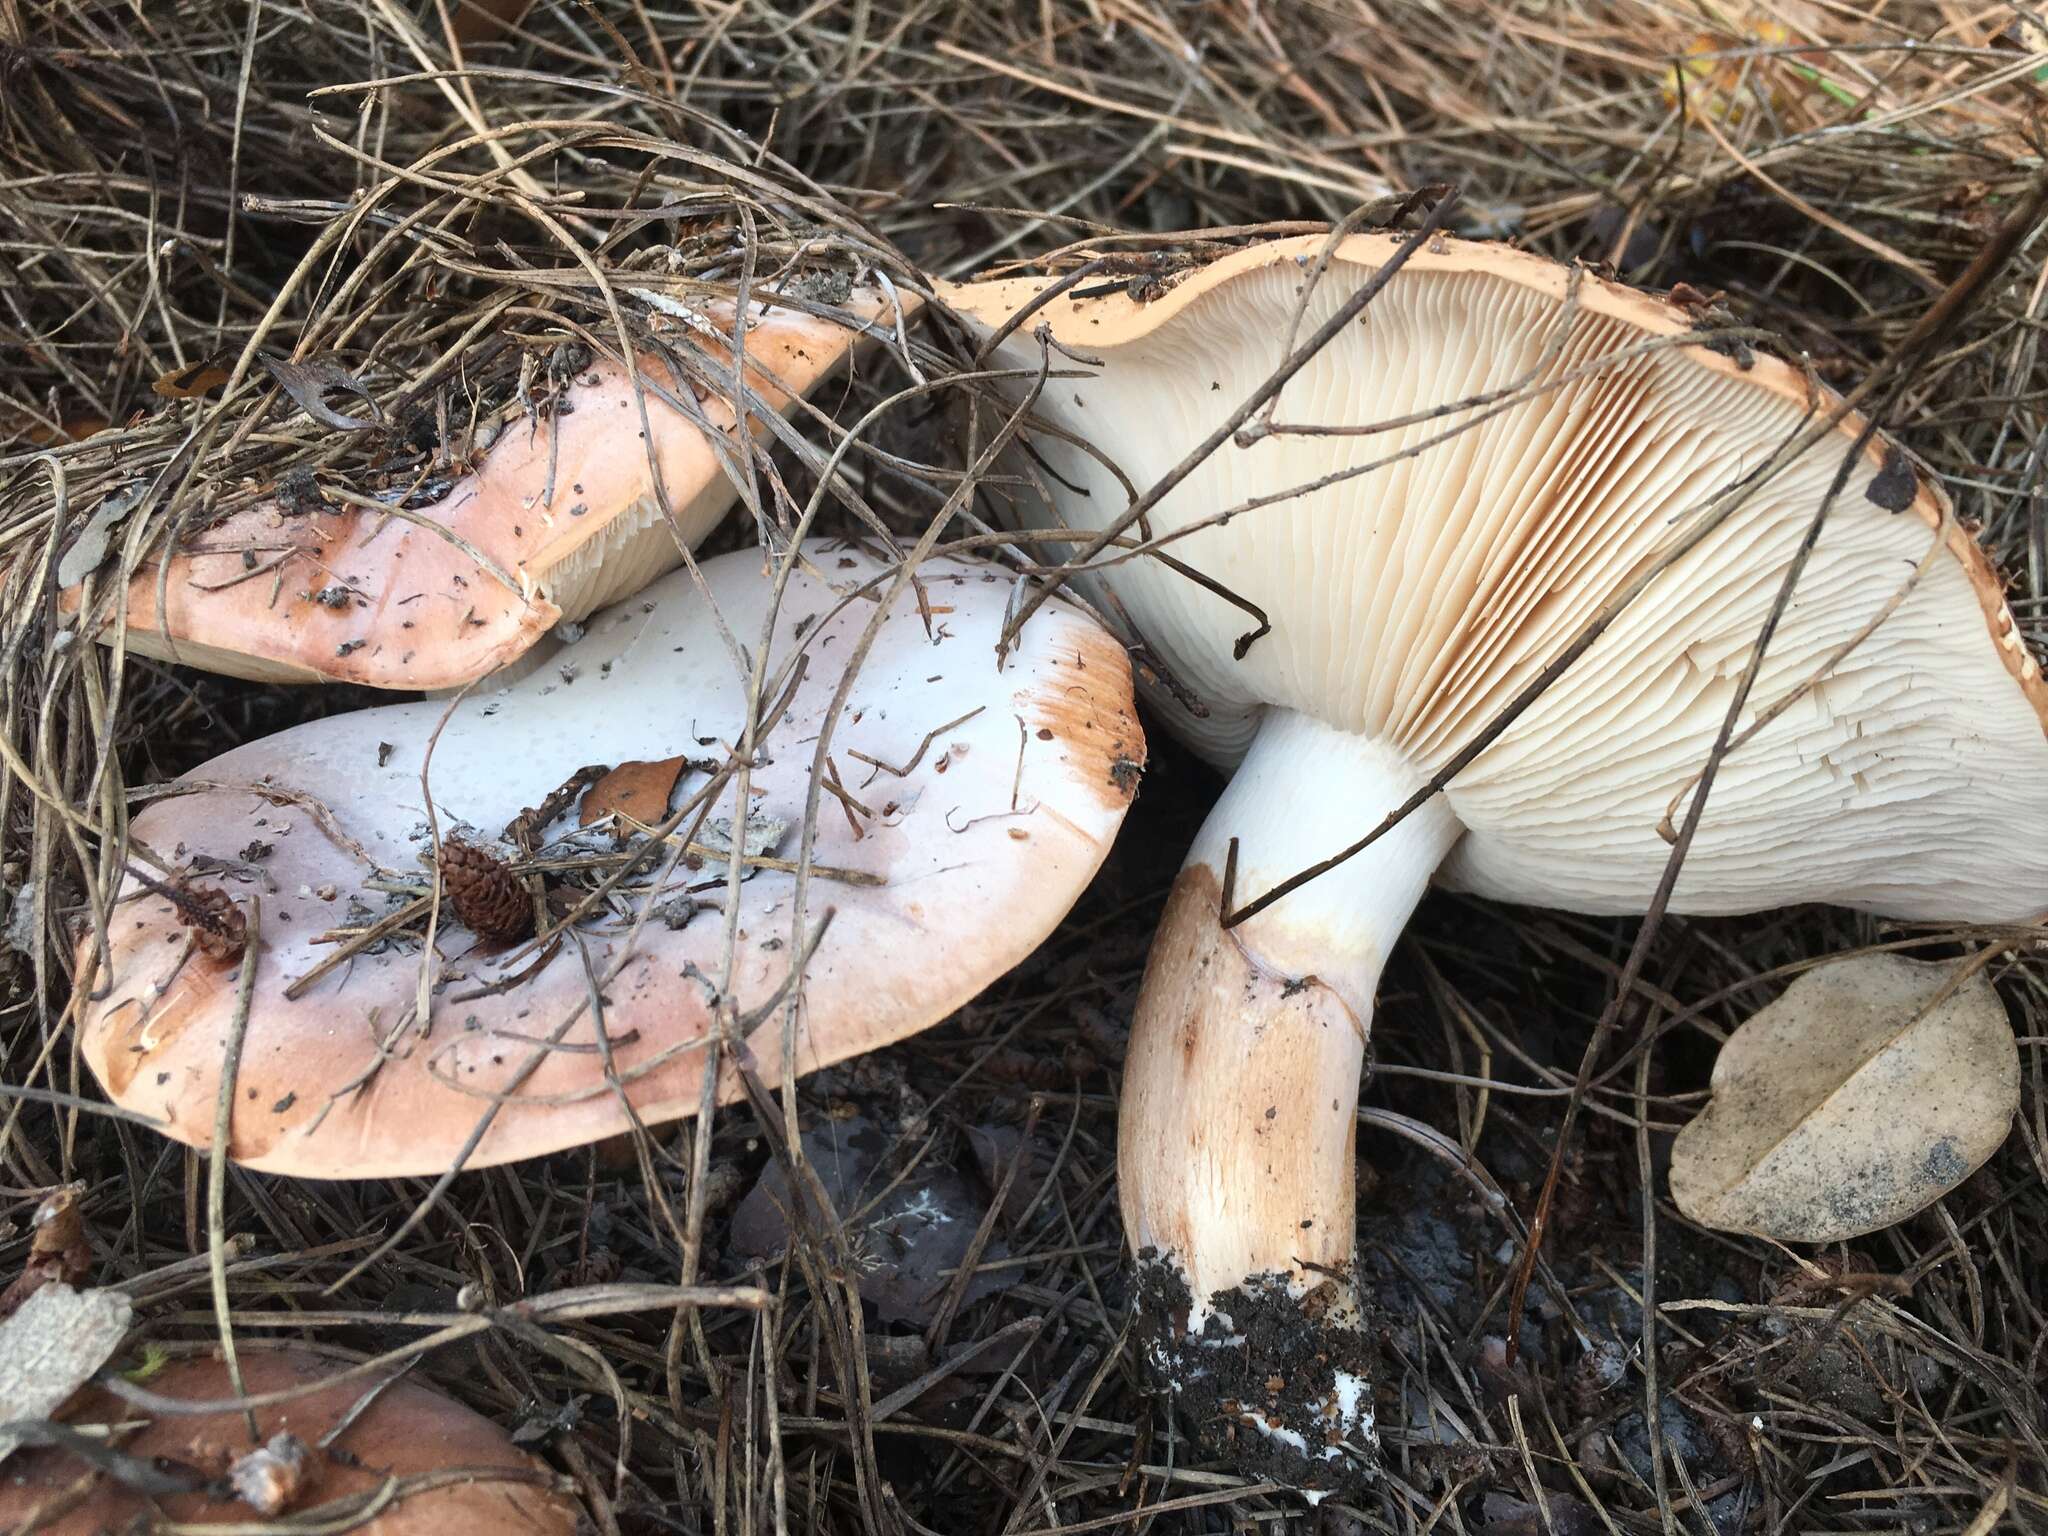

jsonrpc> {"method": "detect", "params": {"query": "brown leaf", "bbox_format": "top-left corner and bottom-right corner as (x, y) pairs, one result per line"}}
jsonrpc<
(259, 352), (383, 433)
(580, 757), (685, 832)
(0, 1183), (91, 1321)
(153, 357), (234, 399)
(1671, 955), (2019, 1243)
(22, 413), (110, 445)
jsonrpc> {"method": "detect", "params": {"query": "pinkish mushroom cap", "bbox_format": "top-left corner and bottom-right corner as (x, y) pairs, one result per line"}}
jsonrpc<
(77, 541), (1142, 1175)
(62, 289), (910, 689)
(0, 1343), (576, 1534)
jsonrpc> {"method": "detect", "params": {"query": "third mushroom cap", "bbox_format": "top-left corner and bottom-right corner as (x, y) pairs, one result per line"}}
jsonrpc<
(939, 231), (2048, 1492)
(62, 288), (907, 690)
(0, 1343), (576, 1534)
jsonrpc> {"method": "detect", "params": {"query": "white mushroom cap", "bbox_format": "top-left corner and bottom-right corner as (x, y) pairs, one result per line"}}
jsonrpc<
(76, 542), (1141, 1176)
(940, 231), (2048, 1492)
(63, 289), (909, 689)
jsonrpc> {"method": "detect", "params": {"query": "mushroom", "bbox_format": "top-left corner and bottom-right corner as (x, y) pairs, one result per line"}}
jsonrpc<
(63, 288), (907, 689)
(937, 232), (2048, 1490)
(0, 1343), (576, 1533)
(76, 541), (1142, 1175)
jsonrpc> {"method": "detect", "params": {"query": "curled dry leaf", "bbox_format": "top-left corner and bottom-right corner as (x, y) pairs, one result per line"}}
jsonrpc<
(151, 357), (234, 400)
(1671, 954), (2020, 1243)
(0, 1183), (92, 1320)
(257, 351), (383, 433)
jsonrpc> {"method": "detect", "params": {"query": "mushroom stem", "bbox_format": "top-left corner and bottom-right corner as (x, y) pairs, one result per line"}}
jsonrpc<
(1119, 711), (1461, 1486)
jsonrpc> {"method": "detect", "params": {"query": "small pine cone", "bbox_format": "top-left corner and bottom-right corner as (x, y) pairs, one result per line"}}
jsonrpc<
(180, 884), (248, 960)
(440, 838), (532, 943)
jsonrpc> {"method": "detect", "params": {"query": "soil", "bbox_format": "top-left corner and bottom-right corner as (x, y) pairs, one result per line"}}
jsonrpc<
(1134, 1253), (1381, 1499)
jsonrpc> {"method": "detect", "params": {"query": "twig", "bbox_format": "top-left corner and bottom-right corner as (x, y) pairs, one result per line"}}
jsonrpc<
(208, 896), (262, 1442)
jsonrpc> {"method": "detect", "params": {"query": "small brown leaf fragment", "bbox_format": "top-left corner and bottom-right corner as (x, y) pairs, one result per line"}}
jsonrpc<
(21, 413), (109, 445)
(153, 357), (234, 399)
(1671, 954), (2019, 1243)
(579, 756), (685, 833)
(0, 1183), (91, 1321)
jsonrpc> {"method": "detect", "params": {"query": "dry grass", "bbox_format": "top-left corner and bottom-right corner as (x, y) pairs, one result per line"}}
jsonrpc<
(2, 2), (2047, 1533)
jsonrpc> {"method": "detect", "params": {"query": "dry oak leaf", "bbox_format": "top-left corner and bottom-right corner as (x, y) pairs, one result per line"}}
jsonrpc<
(1671, 954), (2019, 1243)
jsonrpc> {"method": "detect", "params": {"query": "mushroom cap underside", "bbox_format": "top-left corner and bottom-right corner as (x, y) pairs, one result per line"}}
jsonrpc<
(943, 233), (2048, 921)
(78, 542), (1142, 1176)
